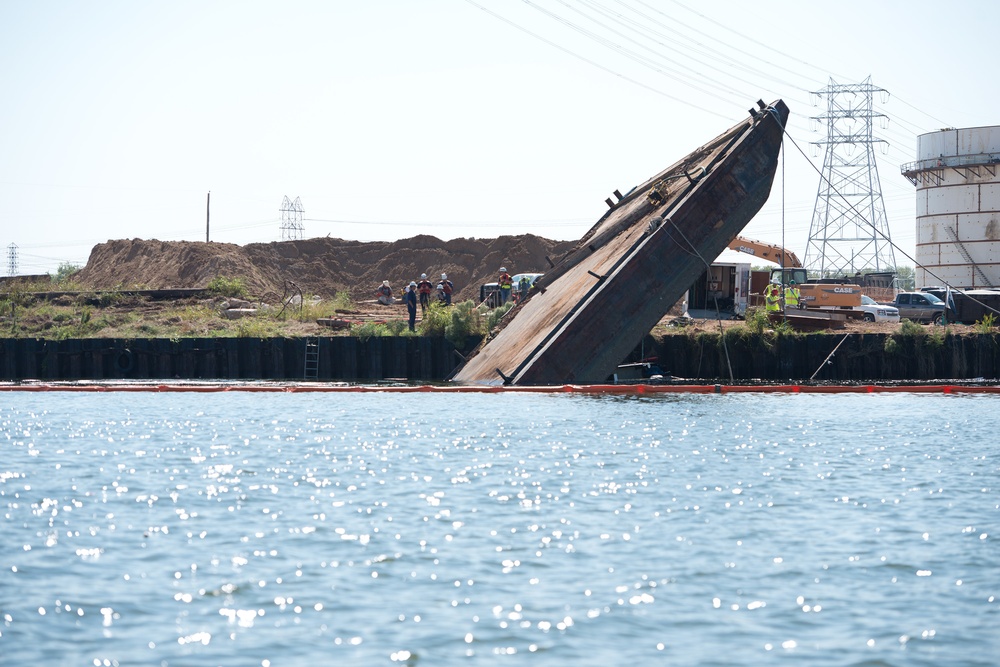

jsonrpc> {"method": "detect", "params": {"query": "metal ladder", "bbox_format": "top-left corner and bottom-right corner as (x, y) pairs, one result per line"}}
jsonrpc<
(945, 226), (993, 287)
(304, 337), (319, 380)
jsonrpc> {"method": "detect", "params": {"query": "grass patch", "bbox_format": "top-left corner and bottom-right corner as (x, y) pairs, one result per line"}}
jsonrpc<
(232, 316), (284, 338)
(330, 291), (354, 311)
(282, 295), (330, 323)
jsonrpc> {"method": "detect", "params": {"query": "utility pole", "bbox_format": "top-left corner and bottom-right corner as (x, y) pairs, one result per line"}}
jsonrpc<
(803, 77), (896, 276)
(206, 191), (211, 243)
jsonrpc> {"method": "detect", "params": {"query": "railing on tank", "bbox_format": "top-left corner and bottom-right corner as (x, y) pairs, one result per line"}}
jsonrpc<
(901, 152), (1000, 180)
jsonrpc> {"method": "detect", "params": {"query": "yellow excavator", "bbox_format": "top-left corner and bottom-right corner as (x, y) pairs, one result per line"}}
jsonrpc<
(726, 237), (862, 309)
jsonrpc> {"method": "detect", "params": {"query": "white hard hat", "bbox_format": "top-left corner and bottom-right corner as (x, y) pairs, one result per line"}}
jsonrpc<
(421, 273), (427, 279)
(500, 267), (507, 272)
(441, 273), (447, 279)
(383, 280), (389, 285)
(409, 281), (416, 287)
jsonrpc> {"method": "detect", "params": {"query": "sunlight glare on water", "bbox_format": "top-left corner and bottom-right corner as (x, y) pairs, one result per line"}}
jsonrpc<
(1, 391), (998, 666)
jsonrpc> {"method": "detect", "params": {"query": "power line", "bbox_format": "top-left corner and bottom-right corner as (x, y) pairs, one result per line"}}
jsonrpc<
(302, 217), (591, 227)
(463, 0), (732, 119)
(525, 0), (755, 103)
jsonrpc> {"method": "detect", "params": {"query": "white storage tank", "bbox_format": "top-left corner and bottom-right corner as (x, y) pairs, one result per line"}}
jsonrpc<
(901, 126), (1000, 289)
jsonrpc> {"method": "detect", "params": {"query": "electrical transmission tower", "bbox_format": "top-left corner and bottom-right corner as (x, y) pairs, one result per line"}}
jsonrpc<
(279, 196), (305, 241)
(6, 243), (17, 277)
(803, 77), (896, 276)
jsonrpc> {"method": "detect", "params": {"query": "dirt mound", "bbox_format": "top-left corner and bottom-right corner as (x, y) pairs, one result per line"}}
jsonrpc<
(74, 235), (577, 302)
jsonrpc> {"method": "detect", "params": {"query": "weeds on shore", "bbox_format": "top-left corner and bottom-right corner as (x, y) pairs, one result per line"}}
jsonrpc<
(330, 291), (354, 312)
(884, 318), (949, 354)
(718, 307), (797, 348)
(207, 276), (249, 299)
(351, 319), (417, 342)
(418, 300), (491, 347)
(974, 313), (997, 333)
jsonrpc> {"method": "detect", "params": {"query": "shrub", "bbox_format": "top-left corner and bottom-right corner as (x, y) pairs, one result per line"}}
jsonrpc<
(207, 276), (249, 298)
(445, 302), (475, 347)
(50, 262), (82, 284)
(419, 302), (451, 337)
(288, 295), (326, 323)
(331, 291), (354, 311)
(94, 288), (123, 307)
(974, 312), (997, 333)
(417, 300), (489, 347)
(887, 317), (949, 353)
(898, 319), (924, 337)
(743, 307), (770, 335)
(385, 319), (407, 336)
(352, 321), (388, 341)
(926, 327), (947, 350)
(884, 336), (900, 355)
(233, 317), (280, 338)
(483, 301), (514, 331)
(771, 318), (797, 337)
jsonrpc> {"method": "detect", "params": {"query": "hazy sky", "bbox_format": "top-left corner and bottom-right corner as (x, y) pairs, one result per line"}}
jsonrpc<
(2, 0), (997, 276)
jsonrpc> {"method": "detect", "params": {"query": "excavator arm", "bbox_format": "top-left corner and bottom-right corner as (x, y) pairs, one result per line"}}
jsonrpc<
(727, 236), (801, 268)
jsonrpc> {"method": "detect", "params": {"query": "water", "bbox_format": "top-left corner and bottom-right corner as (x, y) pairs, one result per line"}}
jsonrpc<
(1, 391), (998, 666)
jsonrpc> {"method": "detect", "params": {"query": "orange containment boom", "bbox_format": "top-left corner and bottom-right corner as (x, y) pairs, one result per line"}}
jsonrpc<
(2, 382), (998, 395)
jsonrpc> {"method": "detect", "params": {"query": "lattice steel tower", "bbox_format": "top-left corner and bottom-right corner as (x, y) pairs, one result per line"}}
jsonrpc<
(6, 243), (17, 277)
(279, 196), (305, 241)
(803, 77), (896, 276)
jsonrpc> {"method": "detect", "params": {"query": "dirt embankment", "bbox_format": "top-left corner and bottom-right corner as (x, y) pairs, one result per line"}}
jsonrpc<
(73, 235), (577, 302)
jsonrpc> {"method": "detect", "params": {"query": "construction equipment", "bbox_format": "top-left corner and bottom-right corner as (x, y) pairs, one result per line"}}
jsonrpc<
(726, 237), (862, 310)
(770, 267), (862, 310)
(727, 236), (801, 268)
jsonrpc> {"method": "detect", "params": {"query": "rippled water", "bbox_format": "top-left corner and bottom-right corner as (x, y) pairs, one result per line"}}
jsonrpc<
(1, 391), (998, 666)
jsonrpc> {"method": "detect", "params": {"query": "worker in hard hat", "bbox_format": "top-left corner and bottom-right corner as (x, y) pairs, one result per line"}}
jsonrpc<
(376, 280), (394, 306)
(784, 280), (800, 309)
(417, 273), (434, 314)
(517, 274), (531, 303)
(438, 273), (454, 306)
(763, 279), (779, 310)
(765, 281), (781, 313)
(497, 266), (513, 304)
(405, 281), (418, 331)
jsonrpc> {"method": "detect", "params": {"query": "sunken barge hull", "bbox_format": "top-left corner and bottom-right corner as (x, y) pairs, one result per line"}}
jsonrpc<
(453, 100), (790, 386)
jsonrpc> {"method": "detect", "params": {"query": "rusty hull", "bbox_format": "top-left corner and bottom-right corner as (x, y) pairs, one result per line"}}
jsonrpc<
(453, 100), (790, 386)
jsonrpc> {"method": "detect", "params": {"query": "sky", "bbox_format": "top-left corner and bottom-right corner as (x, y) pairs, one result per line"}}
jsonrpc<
(2, 0), (998, 277)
